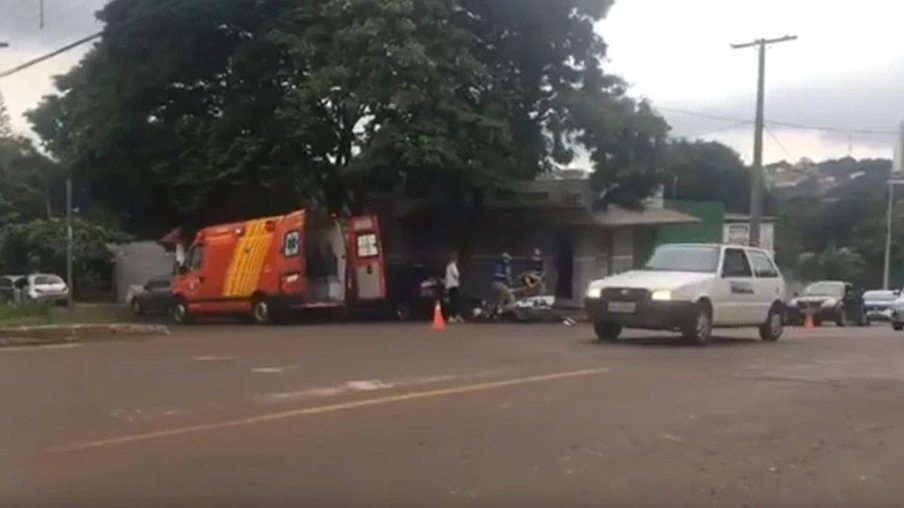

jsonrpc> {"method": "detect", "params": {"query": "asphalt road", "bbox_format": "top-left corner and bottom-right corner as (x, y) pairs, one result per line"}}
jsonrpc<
(2, 322), (904, 507)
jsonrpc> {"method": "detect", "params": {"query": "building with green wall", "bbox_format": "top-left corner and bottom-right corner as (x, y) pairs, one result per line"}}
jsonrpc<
(655, 200), (725, 245)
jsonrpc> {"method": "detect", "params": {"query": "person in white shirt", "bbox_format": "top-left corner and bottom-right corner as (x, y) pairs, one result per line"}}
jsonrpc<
(444, 252), (462, 323)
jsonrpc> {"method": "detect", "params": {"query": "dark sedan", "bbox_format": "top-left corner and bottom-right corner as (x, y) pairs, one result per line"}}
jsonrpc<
(130, 277), (173, 316)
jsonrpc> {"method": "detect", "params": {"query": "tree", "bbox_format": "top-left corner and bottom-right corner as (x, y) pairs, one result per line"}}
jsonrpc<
(773, 157), (898, 286)
(0, 89), (11, 138)
(0, 218), (130, 284)
(664, 139), (758, 213)
(0, 135), (66, 222)
(28, 0), (666, 235)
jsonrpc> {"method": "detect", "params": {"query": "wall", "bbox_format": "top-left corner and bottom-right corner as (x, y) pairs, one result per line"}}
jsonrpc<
(571, 226), (610, 307)
(656, 200), (723, 245)
(111, 241), (174, 303)
(722, 222), (775, 252)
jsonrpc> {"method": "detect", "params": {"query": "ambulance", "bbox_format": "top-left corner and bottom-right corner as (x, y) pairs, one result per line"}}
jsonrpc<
(170, 210), (386, 324)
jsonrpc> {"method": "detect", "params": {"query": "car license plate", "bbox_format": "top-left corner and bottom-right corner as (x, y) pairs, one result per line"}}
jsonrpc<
(607, 301), (636, 313)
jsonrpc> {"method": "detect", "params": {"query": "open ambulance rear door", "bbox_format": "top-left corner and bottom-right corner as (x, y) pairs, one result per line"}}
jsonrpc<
(348, 215), (386, 301)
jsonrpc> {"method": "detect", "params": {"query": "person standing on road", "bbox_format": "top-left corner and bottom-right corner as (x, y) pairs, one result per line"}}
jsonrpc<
(526, 247), (546, 296)
(444, 252), (462, 323)
(492, 252), (514, 309)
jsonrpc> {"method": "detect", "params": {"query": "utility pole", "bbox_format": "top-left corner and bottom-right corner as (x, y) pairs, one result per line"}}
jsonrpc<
(65, 177), (74, 315)
(731, 35), (797, 247)
(883, 122), (904, 289)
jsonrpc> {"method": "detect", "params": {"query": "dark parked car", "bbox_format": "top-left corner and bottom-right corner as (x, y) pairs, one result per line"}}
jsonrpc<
(0, 275), (17, 303)
(384, 262), (445, 320)
(130, 277), (173, 316)
(786, 280), (867, 327)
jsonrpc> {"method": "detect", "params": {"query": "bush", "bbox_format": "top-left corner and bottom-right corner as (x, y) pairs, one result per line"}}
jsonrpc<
(0, 300), (53, 327)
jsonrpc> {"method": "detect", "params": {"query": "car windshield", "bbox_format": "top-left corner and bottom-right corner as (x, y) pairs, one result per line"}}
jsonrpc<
(803, 282), (844, 297)
(33, 275), (63, 285)
(863, 290), (896, 301)
(643, 246), (720, 273)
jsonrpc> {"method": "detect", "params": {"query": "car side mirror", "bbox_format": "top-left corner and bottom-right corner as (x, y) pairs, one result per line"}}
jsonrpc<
(143, 283), (151, 291)
(793, 291), (800, 297)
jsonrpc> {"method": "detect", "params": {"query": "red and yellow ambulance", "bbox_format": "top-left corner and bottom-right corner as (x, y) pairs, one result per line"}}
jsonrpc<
(170, 210), (386, 324)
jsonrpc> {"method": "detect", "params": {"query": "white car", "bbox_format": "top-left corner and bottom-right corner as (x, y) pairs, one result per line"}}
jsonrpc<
(25, 273), (70, 306)
(584, 243), (786, 345)
(890, 293), (904, 331)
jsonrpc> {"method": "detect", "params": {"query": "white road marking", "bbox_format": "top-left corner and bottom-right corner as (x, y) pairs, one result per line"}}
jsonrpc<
(49, 368), (609, 453)
(194, 355), (235, 362)
(253, 370), (506, 404)
(658, 432), (686, 443)
(0, 343), (82, 353)
(109, 408), (185, 422)
(250, 365), (300, 374)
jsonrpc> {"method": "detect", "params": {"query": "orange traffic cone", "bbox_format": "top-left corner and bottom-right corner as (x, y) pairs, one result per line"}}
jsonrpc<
(804, 313), (815, 330)
(432, 301), (446, 331)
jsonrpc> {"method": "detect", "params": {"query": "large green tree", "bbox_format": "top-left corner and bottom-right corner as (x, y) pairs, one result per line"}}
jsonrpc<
(772, 157), (898, 287)
(28, 0), (667, 235)
(664, 139), (759, 213)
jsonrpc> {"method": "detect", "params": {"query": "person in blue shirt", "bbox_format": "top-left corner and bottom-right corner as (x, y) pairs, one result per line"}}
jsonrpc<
(491, 252), (514, 308)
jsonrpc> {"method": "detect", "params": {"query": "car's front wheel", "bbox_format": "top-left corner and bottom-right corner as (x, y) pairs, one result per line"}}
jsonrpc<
(759, 304), (784, 342)
(893, 322), (903, 331)
(682, 302), (712, 346)
(593, 320), (622, 342)
(171, 297), (192, 325)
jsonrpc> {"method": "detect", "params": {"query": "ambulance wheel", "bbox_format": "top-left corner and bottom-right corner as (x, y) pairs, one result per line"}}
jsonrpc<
(171, 297), (192, 325)
(251, 294), (274, 325)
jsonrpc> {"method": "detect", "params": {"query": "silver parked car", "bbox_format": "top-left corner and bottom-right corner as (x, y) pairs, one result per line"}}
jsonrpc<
(25, 273), (69, 306)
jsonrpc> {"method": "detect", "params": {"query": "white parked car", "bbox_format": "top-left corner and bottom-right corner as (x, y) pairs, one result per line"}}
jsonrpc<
(584, 243), (786, 345)
(890, 293), (904, 331)
(25, 273), (70, 306)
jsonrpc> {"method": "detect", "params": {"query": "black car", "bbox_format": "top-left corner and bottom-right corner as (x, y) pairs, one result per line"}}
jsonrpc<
(130, 277), (173, 316)
(384, 262), (445, 320)
(786, 280), (868, 327)
(0, 276), (17, 303)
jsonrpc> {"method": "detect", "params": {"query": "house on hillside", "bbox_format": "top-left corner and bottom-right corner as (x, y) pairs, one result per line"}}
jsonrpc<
(375, 176), (701, 307)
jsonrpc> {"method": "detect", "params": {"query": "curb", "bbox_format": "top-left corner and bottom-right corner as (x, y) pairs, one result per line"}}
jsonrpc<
(0, 323), (170, 346)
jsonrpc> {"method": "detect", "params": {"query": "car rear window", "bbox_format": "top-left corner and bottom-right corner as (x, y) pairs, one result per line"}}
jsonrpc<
(34, 275), (63, 285)
(863, 290), (896, 301)
(803, 282), (844, 297)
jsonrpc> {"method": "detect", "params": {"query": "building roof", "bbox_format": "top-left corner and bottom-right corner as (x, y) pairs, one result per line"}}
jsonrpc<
(724, 213), (778, 222)
(471, 205), (700, 227)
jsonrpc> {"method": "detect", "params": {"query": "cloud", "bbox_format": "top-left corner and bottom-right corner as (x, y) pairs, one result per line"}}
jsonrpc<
(660, 59), (904, 154)
(1, 0), (104, 51)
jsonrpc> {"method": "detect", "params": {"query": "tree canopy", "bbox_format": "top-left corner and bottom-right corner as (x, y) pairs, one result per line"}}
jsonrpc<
(28, 0), (668, 235)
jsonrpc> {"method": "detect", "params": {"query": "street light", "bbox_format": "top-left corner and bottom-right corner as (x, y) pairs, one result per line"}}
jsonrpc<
(882, 178), (904, 289)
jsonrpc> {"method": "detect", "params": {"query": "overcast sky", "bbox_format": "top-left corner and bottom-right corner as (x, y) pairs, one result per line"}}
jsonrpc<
(1, 0), (902, 164)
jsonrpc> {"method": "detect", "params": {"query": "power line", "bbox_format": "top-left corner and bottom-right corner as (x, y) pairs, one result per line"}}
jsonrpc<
(682, 121), (751, 139)
(0, 31), (100, 80)
(657, 105), (897, 136)
(765, 126), (794, 161)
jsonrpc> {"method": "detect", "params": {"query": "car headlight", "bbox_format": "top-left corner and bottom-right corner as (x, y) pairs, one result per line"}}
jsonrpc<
(585, 284), (602, 298)
(650, 289), (672, 301)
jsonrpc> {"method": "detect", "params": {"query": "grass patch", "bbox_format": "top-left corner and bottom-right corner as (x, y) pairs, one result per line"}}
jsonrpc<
(0, 301), (145, 328)
(0, 300), (55, 327)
